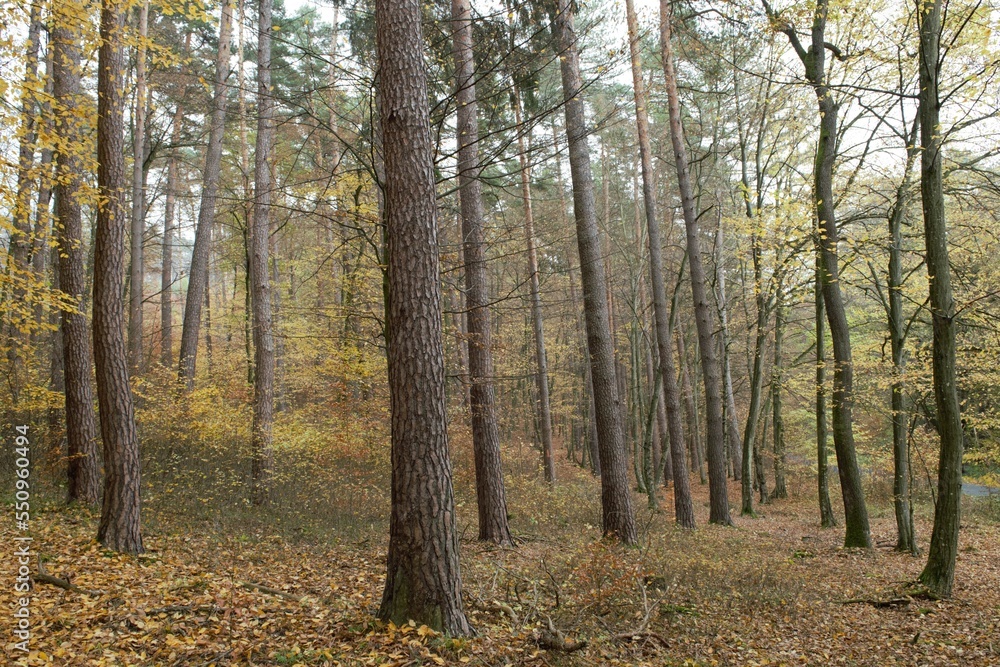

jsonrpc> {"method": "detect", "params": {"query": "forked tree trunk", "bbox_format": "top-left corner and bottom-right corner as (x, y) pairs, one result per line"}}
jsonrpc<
(376, 0), (471, 635)
(451, 0), (513, 543)
(250, 0), (276, 505)
(95, 0), (143, 554)
(178, 0), (234, 388)
(625, 0), (693, 527)
(128, 0), (148, 373)
(764, 0), (870, 547)
(917, 0), (963, 598)
(52, 13), (100, 505)
(660, 1), (731, 525)
(552, 0), (636, 543)
(513, 85), (555, 484)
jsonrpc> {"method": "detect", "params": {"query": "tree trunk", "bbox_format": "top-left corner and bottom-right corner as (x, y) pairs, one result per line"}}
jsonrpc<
(765, 0), (870, 547)
(553, 0), (636, 544)
(95, 0), (143, 554)
(513, 85), (554, 484)
(917, 0), (963, 598)
(714, 217), (743, 481)
(250, 0), (276, 505)
(161, 102), (183, 367)
(375, 0), (471, 635)
(659, 1), (731, 525)
(890, 123), (920, 553)
(128, 0), (148, 373)
(816, 248), (836, 527)
(771, 279), (787, 499)
(178, 0), (234, 388)
(625, 0), (693, 527)
(451, 0), (513, 544)
(52, 14), (100, 506)
(756, 391), (771, 503)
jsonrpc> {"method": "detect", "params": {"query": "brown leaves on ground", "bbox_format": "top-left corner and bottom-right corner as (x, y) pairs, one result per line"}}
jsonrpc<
(3, 468), (999, 666)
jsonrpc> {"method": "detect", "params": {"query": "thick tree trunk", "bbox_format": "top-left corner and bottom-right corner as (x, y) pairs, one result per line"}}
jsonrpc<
(765, 0), (870, 547)
(771, 282), (787, 499)
(95, 0), (143, 554)
(660, 2), (731, 525)
(553, 0), (637, 543)
(451, 0), (513, 543)
(161, 102), (183, 367)
(52, 15), (100, 505)
(128, 0), (148, 373)
(375, 0), (471, 635)
(250, 0), (276, 505)
(625, 0), (693, 527)
(917, 0), (963, 597)
(178, 0), (233, 388)
(513, 86), (554, 484)
(816, 249), (837, 527)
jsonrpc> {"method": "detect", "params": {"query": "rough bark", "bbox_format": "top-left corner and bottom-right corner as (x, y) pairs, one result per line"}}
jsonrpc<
(625, 0), (693, 527)
(513, 86), (555, 484)
(375, 0), (472, 635)
(95, 0), (144, 554)
(660, 1), (731, 525)
(52, 14), (100, 506)
(128, 0), (148, 373)
(250, 0), (276, 506)
(451, 0), (513, 544)
(765, 0), (870, 547)
(917, 0), (963, 597)
(771, 281), (787, 499)
(553, 0), (637, 544)
(178, 0), (233, 388)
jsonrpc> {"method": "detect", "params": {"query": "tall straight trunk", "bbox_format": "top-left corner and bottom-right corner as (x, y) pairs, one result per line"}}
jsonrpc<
(95, 0), (143, 554)
(816, 248), (836, 526)
(7, 2), (44, 405)
(625, 0), (693, 527)
(741, 233), (767, 516)
(553, 0), (637, 544)
(128, 0), (148, 372)
(771, 282), (787, 499)
(890, 121), (920, 553)
(765, 0), (870, 547)
(250, 0), (276, 505)
(451, 0), (513, 544)
(677, 327), (704, 482)
(161, 102), (184, 367)
(715, 218), (742, 480)
(917, 0), (963, 598)
(375, 0), (471, 635)
(756, 391), (771, 503)
(513, 86), (554, 484)
(52, 14), (100, 505)
(178, 0), (234, 387)
(659, 1), (731, 525)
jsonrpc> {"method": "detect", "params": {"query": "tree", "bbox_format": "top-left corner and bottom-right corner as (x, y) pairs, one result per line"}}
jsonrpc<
(660, 0), (732, 526)
(917, 0), (963, 598)
(161, 102), (183, 367)
(52, 3), (100, 505)
(763, 0), (871, 548)
(375, 0), (472, 635)
(250, 0), (276, 505)
(451, 0), (513, 544)
(95, 0), (144, 554)
(624, 0), (694, 528)
(128, 0), (149, 373)
(552, 0), (637, 544)
(178, 0), (234, 388)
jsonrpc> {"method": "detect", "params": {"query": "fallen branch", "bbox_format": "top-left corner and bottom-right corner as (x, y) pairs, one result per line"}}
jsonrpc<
(613, 630), (670, 649)
(839, 597), (910, 608)
(33, 556), (101, 596)
(147, 605), (225, 615)
(535, 616), (588, 653)
(238, 581), (304, 603)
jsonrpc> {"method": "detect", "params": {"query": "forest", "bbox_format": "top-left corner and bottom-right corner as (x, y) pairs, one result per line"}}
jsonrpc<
(1, 0), (999, 663)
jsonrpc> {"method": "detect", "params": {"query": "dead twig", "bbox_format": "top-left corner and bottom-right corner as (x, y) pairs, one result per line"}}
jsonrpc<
(839, 597), (911, 608)
(33, 555), (102, 596)
(238, 581), (304, 603)
(147, 604), (225, 615)
(535, 615), (588, 653)
(612, 630), (671, 649)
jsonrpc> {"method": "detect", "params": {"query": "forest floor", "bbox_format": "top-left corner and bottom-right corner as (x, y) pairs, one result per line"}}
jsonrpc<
(4, 445), (1000, 666)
